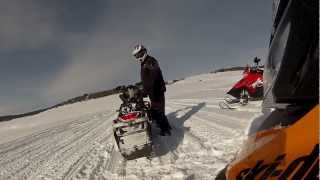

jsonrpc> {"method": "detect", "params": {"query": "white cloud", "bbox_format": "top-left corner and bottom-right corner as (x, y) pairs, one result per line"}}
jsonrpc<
(45, 59), (133, 100)
(0, 0), (61, 50)
(44, 31), (139, 101)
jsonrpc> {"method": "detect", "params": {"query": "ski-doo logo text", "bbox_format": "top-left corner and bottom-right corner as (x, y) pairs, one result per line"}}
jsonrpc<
(236, 144), (319, 180)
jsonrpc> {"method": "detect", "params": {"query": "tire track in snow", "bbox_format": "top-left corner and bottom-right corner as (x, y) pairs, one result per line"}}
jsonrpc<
(167, 100), (254, 121)
(41, 114), (116, 180)
(163, 103), (245, 179)
(62, 131), (114, 180)
(105, 145), (128, 177)
(88, 148), (109, 180)
(0, 119), (100, 180)
(0, 123), (89, 167)
(156, 135), (180, 165)
(0, 114), (99, 162)
(168, 99), (261, 113)
(166, 104), (239, 138)
(7, 120), (104, 179)
(170, 124), (209, 152)
(0, 111), (116, 180)
(0, 117), (90, 157)
(89, 142), (115, 179)
(2, 116), (101, 169)
(166, 102), (248, 136)
(166, 104), (243, 158)
(62, 148), (94, 180)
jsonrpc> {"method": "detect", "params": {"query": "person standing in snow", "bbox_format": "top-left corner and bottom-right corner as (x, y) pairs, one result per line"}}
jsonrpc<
(132, 44), (172, 136)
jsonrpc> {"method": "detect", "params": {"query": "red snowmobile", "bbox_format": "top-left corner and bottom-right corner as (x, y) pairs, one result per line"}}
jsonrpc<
(219, 58), (263, 109)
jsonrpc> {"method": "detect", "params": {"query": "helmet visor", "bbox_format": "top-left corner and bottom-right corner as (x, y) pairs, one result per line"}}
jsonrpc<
(134, 50), (146, 59)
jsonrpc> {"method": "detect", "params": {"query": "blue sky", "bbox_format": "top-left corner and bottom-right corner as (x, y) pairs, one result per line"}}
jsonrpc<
(0, 0), (272, 115)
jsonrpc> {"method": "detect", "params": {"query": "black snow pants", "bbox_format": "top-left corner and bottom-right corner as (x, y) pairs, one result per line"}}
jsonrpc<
(150, 94), (171, 132)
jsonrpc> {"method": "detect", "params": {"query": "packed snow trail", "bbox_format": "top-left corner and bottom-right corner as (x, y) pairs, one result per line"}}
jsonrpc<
(0, 71), (262, 180)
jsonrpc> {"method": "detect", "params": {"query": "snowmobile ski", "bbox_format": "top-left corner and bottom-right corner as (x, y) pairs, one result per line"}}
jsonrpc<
(218, 101), (239, 109)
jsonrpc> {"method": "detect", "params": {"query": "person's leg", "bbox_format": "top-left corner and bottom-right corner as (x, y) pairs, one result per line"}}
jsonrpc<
(159, 95), (172, 131)
(151, 95), (171, 135)
(150, 109), (161, 127)
(161, 113), (172, 130)
(150, 109), (168, 133)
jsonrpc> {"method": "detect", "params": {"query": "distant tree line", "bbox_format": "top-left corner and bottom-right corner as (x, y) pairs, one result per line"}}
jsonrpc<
(0, 66), (254, 121)
(211, 65), (264, 73)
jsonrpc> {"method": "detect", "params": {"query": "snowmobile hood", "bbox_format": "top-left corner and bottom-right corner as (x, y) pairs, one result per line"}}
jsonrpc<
(118, 112), (141, 123)
(227, 70), (263, 99)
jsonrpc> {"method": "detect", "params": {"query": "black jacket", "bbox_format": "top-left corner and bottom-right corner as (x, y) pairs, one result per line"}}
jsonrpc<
(140, 56), (166, 102)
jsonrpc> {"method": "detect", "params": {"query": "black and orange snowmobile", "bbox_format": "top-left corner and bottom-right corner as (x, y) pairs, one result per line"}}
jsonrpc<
(217, 0), (319, 179)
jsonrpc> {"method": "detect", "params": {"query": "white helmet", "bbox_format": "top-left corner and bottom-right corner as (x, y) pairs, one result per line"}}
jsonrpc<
(132, 44), (147, 62)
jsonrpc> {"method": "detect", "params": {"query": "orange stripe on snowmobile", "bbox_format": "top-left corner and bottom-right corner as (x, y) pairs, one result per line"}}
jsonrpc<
(226, 105), (319, 180)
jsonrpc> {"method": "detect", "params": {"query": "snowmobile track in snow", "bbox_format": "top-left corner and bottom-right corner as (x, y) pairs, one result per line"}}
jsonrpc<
(105, 145), (128, 177)
(0, 111), (119, 180)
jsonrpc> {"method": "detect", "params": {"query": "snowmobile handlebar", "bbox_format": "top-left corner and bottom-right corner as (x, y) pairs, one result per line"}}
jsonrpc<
(118, 85), (144, 100)
(118, 84), (151, 114)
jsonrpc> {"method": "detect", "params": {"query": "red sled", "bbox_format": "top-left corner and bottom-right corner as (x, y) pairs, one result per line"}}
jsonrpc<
(227, 66), (263, 100)
(221, 58), (264, 108)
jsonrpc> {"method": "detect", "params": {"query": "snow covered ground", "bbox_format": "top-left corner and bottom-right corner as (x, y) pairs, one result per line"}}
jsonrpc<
(0, 71), (262, 180)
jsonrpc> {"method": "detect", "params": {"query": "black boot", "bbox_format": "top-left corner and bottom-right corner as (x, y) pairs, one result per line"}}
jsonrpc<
(161, 113), (172, 131)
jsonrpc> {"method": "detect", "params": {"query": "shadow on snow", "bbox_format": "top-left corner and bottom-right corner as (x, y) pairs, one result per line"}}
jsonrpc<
(153, 102), (206, 157)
